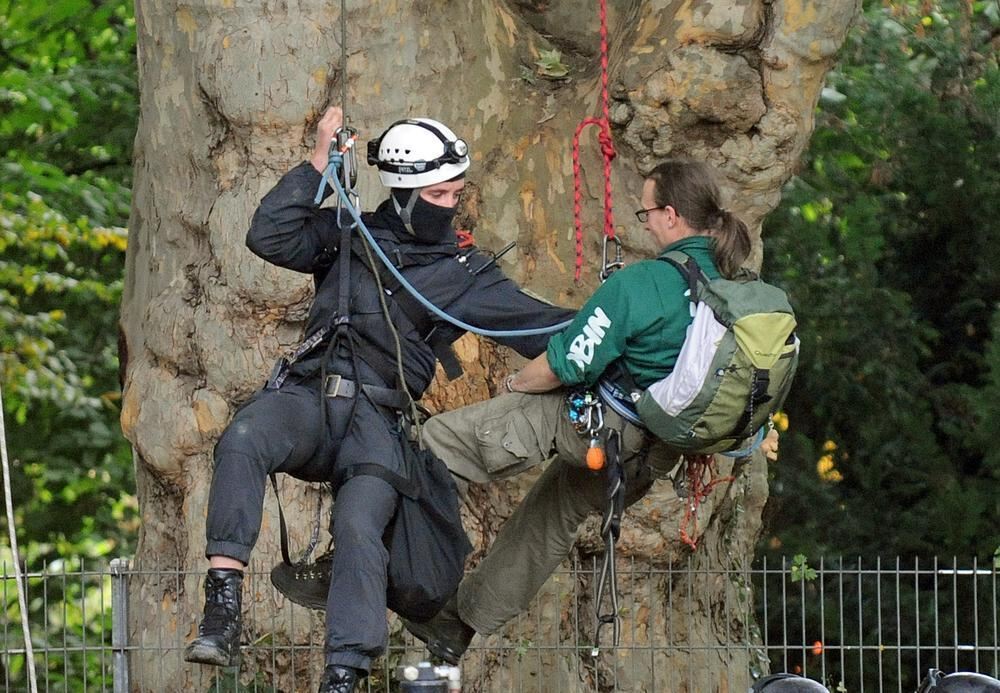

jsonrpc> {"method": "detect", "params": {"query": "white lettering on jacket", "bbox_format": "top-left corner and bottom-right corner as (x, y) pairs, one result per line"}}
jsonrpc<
(566, 307), (612, 370)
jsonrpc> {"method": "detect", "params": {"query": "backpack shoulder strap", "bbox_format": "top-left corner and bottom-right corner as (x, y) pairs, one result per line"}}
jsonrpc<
(658, 250), (708, 301)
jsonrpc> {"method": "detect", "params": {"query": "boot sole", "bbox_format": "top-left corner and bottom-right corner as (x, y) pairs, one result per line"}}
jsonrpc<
(403, 619), (462, 665)
(184, 641), (238, 667)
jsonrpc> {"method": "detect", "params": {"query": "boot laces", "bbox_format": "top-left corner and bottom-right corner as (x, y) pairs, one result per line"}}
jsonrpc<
(199, 575), (241, 636)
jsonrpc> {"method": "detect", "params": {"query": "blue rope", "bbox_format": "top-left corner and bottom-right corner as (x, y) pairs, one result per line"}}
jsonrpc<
(719, 426), (766, 458)
(317, 157), (574, 338)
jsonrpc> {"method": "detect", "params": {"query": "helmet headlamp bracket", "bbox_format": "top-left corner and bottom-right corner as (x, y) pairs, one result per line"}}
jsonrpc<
(367, 119), (469, 169)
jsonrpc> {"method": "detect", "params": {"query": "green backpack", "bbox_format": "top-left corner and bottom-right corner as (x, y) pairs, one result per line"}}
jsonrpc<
(634, 251), (799, 454)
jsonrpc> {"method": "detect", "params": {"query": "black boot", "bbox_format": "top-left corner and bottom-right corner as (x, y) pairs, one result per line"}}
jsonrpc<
(403, 595), (474, 665)
(184, 568), (243, 667)
(317, 664), (362, 693)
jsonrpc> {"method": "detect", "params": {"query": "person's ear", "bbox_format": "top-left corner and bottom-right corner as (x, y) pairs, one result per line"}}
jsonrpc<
(662, 205), (678, 227)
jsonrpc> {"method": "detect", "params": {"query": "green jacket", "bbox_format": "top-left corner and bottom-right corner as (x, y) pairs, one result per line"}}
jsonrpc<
(546, 235), (721, 389)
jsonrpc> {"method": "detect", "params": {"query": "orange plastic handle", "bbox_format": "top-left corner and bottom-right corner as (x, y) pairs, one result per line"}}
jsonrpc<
(586, 445), (606, 471)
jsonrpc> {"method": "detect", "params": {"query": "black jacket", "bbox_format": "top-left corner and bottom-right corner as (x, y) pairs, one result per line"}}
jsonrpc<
(246, 162), (574, 397)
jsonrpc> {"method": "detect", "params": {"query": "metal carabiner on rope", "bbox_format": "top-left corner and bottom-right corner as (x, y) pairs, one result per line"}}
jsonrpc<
(331, 126), (360, 227)
(599, 234), (624, 282)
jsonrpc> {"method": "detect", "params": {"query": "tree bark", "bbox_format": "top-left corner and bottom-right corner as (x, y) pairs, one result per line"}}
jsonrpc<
(121, 0), (858, 690)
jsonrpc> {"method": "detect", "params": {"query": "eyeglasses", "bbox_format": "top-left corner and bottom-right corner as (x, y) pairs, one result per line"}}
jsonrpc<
(634, 206), (665, 223)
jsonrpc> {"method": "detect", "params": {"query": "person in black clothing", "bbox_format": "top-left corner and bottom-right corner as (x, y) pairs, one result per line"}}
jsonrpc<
(183, 106), (573, 693)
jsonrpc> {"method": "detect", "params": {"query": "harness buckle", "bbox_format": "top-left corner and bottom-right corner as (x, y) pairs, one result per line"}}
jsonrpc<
(325, 374), (345, 398)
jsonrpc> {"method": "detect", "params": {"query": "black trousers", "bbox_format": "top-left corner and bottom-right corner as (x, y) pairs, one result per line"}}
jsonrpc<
(204, 378), (405, 672)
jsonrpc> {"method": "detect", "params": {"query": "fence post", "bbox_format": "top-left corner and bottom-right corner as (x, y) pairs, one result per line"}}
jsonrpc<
(110, 557), (131, 693)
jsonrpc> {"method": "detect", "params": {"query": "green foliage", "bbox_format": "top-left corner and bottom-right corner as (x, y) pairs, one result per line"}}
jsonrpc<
(789, 554), (817, 583)
(1, 0), (136, 563)
(0, 190), (136, 561)
(535, 49), (569, 79)
(762, 0), (1000, 560)
(0, 0), (136, 225)
(1, 550), (116, 690)
(1, 1), (136, 687)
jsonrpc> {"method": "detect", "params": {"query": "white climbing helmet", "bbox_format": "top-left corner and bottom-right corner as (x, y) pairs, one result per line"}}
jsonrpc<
(367, 118), (470, 189)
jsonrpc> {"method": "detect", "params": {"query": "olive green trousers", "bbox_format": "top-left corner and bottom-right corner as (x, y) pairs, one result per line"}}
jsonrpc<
(421, 391), (671, 635)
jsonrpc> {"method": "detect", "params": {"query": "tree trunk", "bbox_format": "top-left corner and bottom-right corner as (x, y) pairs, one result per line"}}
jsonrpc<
(120, 1), (858, 690)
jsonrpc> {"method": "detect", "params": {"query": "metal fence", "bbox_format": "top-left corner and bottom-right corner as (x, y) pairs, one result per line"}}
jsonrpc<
(1, 556), (997, 692)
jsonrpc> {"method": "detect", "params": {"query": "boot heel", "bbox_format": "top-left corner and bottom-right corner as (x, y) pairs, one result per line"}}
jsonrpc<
(183, 639), (240, 667)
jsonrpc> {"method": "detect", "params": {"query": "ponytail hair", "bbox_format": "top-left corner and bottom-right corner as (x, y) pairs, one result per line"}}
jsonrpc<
(647, 160), (752, 278)
(714, 208), (752, 278)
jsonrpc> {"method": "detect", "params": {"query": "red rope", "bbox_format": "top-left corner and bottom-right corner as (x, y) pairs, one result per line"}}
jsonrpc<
(571, 0), (616, 282)
(678, 454), (736, 551)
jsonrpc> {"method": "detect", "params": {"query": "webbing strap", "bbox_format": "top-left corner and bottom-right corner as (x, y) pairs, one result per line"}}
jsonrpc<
(338, 462), (419, 500)
(336, 225), (352, 327)
(660, 251), (708, 301)
(269, 474), (323, 568)
(593, 428), (623, 654)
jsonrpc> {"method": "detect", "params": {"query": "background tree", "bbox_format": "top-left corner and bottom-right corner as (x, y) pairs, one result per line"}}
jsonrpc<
(119, 2), (859, 690)
(762, 0), (1000, 560)
(758, 2), (999, 686)
(0, 0), (137, 685)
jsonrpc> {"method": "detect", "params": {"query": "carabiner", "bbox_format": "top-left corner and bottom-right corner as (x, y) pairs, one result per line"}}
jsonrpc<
(599, 234), (624, 282)
(332, 126), (361, 228)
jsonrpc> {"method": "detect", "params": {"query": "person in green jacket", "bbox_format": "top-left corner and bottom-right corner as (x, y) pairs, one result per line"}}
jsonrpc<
(406, 159), (756, 663)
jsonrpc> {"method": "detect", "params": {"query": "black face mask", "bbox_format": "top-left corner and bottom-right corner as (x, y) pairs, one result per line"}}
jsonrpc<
(391, 189), (458, 244)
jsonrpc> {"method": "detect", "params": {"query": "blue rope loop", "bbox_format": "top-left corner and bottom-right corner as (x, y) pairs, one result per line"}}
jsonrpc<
(719, 426), (766, 458)
(315, 160), (574, 339)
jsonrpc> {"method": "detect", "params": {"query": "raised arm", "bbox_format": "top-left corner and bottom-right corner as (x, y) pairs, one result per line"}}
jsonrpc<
(245, 107), (344, 273)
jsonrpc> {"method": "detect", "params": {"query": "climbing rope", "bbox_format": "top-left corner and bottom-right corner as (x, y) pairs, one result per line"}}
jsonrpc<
(0, 383), (39, 693)
(339, 0), (349, 120)
(678, 454), (736, 551)
(320, 156), (573, 338)
(571, 0), (617, 283)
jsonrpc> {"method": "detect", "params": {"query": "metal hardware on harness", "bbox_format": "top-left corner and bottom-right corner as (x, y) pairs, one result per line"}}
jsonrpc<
(599, 234), (624, 282)
(332, 126), (361, 227)
(566, 390), (604, 436)
(324, 374), (346, 398)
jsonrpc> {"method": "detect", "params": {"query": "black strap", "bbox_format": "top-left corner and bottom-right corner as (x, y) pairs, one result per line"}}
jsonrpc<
(335, 225), (353, 328)
(729, 368), (772, 437)
(322, 374), (409, 410)
(428, 328), (464, 379)
(351, 236), (432, 337)
(269, 473), (293, 566)
(338, 462), (420, 500)
(600, 430), (625, 542)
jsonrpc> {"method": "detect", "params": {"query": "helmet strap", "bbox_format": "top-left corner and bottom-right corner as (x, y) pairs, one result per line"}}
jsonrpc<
(392, 188), (421, 236)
